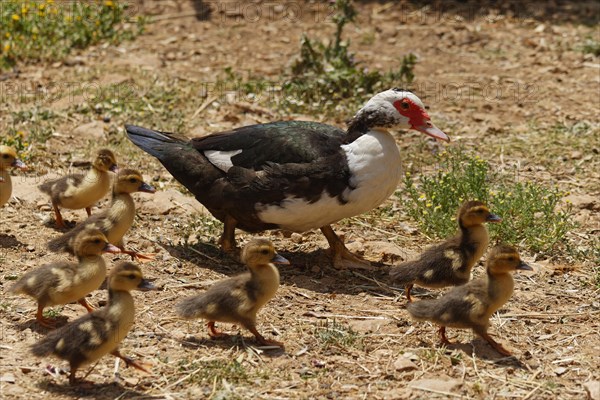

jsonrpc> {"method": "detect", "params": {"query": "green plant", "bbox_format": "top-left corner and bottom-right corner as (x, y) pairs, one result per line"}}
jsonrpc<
(580, 37), (600, 56)
(43, 308), (62, 318)
(402, 147), (576, 257)
(315, 319), (363, 350)
(1, 0), (144, 70)
(281, 0), (416, 114)
(177, 358), (248, 385)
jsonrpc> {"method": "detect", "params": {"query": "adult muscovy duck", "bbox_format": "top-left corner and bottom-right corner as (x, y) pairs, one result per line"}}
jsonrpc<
(125, 88), (449, 269)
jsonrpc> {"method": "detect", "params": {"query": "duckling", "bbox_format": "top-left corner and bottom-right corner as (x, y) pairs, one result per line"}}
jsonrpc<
(176, 238), (289, 346)
(390, 201), (502, 302)
(31, 262), (156, 384)
(407, 245), (532, 356)
(39, 149), (118, 228)
(47, 169), (155, 261)
(10, 228), (120, 328)
(0, 145), (27, 207)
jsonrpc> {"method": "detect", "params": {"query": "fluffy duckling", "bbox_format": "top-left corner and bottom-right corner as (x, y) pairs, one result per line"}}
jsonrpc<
(31, 262), (156, 384)
(0, 145), (27, 207)
(48, 169), (155, 261)
(176, 238), (289, 347)
(10, 228), (120, 328)
(407, 245), (532, 356)
(39, 149), (118, 228)
(390, 201), (501, 302)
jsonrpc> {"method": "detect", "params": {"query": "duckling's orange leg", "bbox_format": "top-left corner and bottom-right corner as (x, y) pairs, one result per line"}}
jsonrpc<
(52, 202), (66, 228)
(438, 326), (451, 345)
(245, 324), (284, 347)
(478, 331), (512, 356)
(207, 321), (230, 339)
(118, 247), (156, 264)
(405, 284), (414, 303)
(35, 305), (56, 329)
(218, 215), (237, 253)
(111, 350), (152, 373)
(320, 225), (372, 270)
(78, 298), (95, 313)
(85, 207), (92, 216)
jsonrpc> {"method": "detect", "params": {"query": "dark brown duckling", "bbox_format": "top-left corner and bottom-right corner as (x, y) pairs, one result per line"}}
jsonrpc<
(176, 238), (289, 347)
(47, 169), (155, 261)
(10, 228), (120, 328)
(390, 201), (501, 302)
(407, 244), (532, 356)
(39, 149), (118, 228)
(30, 262), (156, 384)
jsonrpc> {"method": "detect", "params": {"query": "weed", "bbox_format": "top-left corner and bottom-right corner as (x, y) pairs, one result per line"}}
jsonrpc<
(1, 0), (144, 70)
(402, 147), (576, 257)
(281, 0), (416, 114)
(315, 319), (363, 350)
(177, 358), (248, 385)
(579, 37), (600, 56)
(178, 213), (224, 247)
(1, 108), (57, 161)
(43, 307), (62, 318)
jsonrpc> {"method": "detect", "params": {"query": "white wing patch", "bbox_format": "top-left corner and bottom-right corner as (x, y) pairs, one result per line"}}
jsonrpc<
(204, 150), (243, 172)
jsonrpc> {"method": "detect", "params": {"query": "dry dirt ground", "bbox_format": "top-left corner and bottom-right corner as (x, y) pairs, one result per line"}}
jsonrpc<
(1, 1), (599, 399)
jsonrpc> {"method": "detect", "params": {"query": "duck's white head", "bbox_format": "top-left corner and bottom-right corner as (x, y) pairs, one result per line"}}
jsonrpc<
(349, 88), (449, 142)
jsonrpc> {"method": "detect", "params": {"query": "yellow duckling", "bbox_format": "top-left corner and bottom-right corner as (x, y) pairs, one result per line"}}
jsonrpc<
(30, 262), (156, 384)
(176, 238), (288, 346)
(407, 245), (532, 356)
(48, 169), (155, 261)
(39, 149), (118, 228)
(0, 145), (27, 207)
(390, 201), (501, 302)
(10, 228), (120, 328)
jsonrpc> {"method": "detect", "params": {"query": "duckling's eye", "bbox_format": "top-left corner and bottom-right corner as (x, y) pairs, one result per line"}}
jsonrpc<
(260, 249), (269, 255)
(93, 239), (102, 244)
(128, 274), (137, 280)
(2, 154), (8, 159)
(400, 101), (409, 110)
(129, 178), (138, 183)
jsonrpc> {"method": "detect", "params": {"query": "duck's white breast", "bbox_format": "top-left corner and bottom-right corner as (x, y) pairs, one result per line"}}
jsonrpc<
(257, 129), (402, 232)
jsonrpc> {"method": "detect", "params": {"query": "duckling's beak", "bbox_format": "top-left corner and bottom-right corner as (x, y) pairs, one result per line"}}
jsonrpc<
(486, 213), (502, 223)
(12, 159), (27, 170)
(103, 243), (121, 253)
(138, 182), (156, 193)
(109, 164), (119, 173)
(272, 254), (290, 265)
(516, 261), (533, 271)
(137, 279), (157, 291)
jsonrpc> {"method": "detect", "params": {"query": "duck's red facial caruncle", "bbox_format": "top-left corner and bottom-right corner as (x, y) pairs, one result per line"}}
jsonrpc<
(393, 98), (449, 142)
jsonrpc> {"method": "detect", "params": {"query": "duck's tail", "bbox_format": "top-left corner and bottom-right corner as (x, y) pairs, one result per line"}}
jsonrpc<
(406, 298), (443, 321)
(176, 295), (209, 319)
(389, 261), (419, 286)
(125, 125), (188, 161)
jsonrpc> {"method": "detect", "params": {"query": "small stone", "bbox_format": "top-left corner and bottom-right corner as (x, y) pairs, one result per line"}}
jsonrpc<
(26, 245), (35, 252)
(584, 380), (600, 400)
(554, 367), (568, 376)
(394, 356), (418, 372)
(0, 373), (15, 383)
(290, 233), (303, 244)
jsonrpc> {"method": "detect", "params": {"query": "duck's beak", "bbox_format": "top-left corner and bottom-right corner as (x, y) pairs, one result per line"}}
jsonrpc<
(102, 243), (121, 253)
(412, 120), (450, 142)
(137, 279), (157, 291)
(272, 254), (290, 265)
(516, 261), (533, 271)
(138, 182), (156, 193)
(486, 213), (502, 223)
(12, 159), (27, 170)
(109, 164), (119, 173)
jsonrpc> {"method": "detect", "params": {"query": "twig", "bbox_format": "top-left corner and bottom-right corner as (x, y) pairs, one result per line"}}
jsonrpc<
(189, 95), (218, 121)
(186, 246), (223, 263)
(523, 383), (543, 400)
(164, 366), (203, 390)
(410, 385), (464, 398)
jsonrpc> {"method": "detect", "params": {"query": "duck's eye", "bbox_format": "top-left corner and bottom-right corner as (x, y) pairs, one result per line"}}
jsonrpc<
(2, 154), (8, 159)
(260, 249), (269, 255)
(400, 101), (409, 110)
(93, 239), (101, 244)
(129, 178), (138, 183)
(128, 274), (137, 280)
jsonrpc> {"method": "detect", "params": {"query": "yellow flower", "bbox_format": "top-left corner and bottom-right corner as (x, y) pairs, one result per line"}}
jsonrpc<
(21, 6), (29, 14)
(426, 202), (432, 208)
(5, 32), (10, 38)
(418, 194), (426, 200)
(12, 14), (20, 21)
(434, 205), (441, 211)
(422, 210), (428, 215)
(3, 43), (10, 53)
(105, 0), (115, 7)
(38, 4), (46, 10)
(47, 0), (55, 3)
